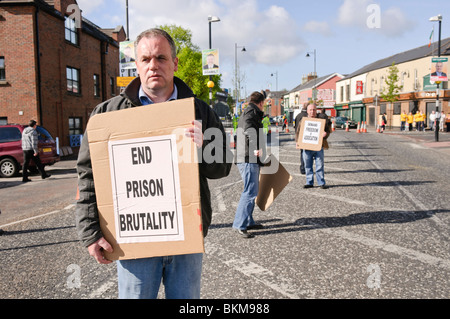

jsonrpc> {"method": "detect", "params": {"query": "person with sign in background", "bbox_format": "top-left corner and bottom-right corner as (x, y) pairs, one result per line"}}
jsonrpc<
(75, 28), (232, 299)
(301, 103), (331, 189)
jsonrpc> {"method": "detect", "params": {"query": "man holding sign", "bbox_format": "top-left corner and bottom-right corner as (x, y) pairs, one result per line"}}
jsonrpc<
(75, 28), (231, 299)
(297, 103), (331, 189)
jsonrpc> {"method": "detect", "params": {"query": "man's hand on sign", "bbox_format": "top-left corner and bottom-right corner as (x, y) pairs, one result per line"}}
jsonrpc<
(185, 120), (203, 148)
(254, 149), (263, 157)
(88, 237), (113, 264)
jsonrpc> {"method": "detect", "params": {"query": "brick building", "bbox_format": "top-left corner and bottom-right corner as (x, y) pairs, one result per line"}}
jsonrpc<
(0, 0), (126, 148)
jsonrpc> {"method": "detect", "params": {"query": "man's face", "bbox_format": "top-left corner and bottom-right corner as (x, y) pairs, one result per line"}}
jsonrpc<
(207, 55), (215, 65)
(307, 104), (317, 117)
(135, 35), (178, 95)
(124, 47), (133, 58)
(436, 62), (443, 72)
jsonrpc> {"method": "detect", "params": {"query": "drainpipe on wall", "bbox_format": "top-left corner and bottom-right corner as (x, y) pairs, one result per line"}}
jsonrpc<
(34, 4), (43, 125)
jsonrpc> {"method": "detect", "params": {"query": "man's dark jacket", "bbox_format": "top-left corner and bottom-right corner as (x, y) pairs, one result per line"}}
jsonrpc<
(235, 103), (267, 165)
(75, 77), (232, 247)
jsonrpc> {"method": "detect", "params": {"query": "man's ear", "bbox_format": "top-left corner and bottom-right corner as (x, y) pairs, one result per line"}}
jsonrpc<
(173, 57), (179, 72)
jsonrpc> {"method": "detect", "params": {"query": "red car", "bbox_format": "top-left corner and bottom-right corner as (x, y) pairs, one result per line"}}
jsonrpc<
(0, 124), (60, 178)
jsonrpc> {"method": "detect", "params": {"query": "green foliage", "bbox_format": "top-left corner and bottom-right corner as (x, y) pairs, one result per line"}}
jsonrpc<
(158, 24), (222, 103)
(380, 62), (403, 103)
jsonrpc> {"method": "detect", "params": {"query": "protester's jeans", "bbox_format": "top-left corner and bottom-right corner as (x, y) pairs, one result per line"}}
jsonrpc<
(303, 148), (325, 186)
(233, 163), (260, 230)
(117, 253), (203, 299)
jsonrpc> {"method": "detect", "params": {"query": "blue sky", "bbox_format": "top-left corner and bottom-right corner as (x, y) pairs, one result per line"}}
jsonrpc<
(77, 0), (450, 96)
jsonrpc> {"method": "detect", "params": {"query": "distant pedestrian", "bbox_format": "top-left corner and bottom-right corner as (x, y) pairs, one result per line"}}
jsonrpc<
(294, 102), (308, 175)
(301, 103), (331, 189)
(400, 111), (407, 131)
(420, 111), (426, 131)
(233, 91), (268, 238)
(429, 111), (436, 131)
(21, 120), (51, 183)
(262, 114), (270, 135)
(407, 112), (414, 131)
(381, 113), (387, 133)
(439, 111), (446, 132)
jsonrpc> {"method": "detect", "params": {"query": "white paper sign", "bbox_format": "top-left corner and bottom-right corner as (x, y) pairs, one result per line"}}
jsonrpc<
(108, 135), (184, 244)
(302, 120), (323, 145)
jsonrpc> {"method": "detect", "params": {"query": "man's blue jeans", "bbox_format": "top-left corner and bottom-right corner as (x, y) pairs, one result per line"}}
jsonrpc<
(117, 253), (203, 299)
(303, 148), (325, 186)
(233, 163), (260, 230)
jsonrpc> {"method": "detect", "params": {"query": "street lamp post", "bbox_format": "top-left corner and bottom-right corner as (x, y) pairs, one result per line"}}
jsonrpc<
(271, 71), (278, 92)
(429, 14), (443, 142)
(235, 43), (246, 104)
(208, 15), (220, 108)
(306, 49), (317, 101)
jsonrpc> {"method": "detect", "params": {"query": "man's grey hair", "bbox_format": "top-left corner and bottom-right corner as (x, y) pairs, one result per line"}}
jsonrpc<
(134, 28), (177, 59)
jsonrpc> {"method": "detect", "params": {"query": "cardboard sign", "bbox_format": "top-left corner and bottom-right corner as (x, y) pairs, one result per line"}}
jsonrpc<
(296, 117), (326, 151)
(256, 155), (293, 211)
(86, 98), (203, 260)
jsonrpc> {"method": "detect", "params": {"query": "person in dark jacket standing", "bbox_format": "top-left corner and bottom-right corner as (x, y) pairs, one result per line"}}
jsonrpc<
(75, 28), (232, 299)
(233, 91), (268, 238)
(21, 120), (50, 182)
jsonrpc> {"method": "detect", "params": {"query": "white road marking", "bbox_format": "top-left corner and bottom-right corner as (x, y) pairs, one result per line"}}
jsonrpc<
(205, 242), (312, 298)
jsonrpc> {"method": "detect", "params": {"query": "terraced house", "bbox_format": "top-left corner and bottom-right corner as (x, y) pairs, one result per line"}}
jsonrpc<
(0, 0), (126, 149)
(335, 38), (450, 129)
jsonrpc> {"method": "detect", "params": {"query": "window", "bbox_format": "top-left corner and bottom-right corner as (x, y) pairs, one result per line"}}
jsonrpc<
(65, 17), (78, 45)
(0, 57), (5, 81)
(0, 127), (21, 143)
(393, 103), (401, 115)
(340, 86), (344, 102)
(67, 67), (80, 94)
(110, 77), (115, 97)
(69, 117), (82, 135)
(94, 74), (100, 97)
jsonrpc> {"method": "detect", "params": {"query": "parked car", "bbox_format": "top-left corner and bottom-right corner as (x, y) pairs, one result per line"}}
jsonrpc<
(333, 116), (358, 129)
(269, 117), (277, 125)
(0, 124), (60, 178)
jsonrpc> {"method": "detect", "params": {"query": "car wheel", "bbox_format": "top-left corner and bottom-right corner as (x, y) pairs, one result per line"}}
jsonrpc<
(0, 158), (19, 178)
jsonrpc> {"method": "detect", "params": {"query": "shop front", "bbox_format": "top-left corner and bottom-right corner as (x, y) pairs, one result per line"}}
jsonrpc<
(334, 101), (366, 123)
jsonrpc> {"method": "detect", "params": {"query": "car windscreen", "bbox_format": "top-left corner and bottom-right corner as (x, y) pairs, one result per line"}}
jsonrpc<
(0, 127), (22, 143)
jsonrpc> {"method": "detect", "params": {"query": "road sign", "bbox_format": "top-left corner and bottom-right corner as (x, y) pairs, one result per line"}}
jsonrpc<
(117, 76), (135, 88)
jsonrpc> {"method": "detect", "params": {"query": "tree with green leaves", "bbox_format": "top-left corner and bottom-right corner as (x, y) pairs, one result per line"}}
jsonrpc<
(158, 24), (222, 103)
(380, 62), (403, 128)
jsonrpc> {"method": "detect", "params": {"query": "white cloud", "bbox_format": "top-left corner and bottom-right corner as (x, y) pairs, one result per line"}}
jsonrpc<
(337, 0), (371, 28)
(379, 7), (417, 38)
(303, 21), (333, 37)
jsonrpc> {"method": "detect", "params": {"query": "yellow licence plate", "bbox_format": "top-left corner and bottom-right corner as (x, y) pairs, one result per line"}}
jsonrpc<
(43, 148), (52, 153)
